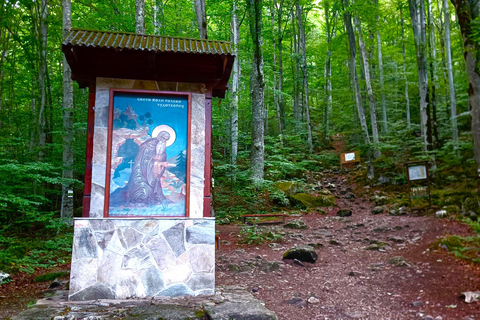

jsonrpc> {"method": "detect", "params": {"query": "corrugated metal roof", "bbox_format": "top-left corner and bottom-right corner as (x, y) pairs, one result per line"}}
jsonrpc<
(63, 29), (233, 55)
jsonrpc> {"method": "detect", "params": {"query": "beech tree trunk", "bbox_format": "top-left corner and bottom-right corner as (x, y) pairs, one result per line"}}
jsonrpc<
(271, 2), (282, 135)
(194, 0), (208, 39)
(292, 11), (302, 128)
(277, 0), (285, 131)
(247, 0), (265, 181)
(231, 0), (240, 165)
(38, 0), (48, 161)
(450, 0), (480, 172)
(61, 0), (73, 220)
(153, 0), (164, 35)
(444, 0), (458, 141)
(427, 0), (439, 148)
(355, 16), (380, 148)
(296, 1), (313, 153)
(135, 0), (145, 34)
(343, 0), (370, 144)
(408, 0), (429, 152)
(400, 5), (411, 128)
(375, 0), (387, 133)
(323, 0), (334, 140)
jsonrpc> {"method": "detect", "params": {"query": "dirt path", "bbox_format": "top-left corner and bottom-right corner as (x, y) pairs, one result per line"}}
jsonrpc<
(216, 174), (480, 320)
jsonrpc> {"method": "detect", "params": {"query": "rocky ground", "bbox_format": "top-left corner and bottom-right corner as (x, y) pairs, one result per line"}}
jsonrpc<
(2, 172), (480, 319)
(216, 173), (480, 320)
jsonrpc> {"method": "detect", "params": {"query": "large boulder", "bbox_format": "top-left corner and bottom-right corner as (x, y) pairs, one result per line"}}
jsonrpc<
(283, 246), (318, 263)
(290, 193), (335, 209)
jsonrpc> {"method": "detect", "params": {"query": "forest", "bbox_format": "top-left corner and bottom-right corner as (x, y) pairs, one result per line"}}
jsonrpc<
(0, 0), (480, 273)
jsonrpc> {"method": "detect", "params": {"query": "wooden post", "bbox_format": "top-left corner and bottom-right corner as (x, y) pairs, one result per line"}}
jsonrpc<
(82, 85), (96, 217)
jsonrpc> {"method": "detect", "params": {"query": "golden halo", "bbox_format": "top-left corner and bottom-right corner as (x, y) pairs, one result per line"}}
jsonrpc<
(151, 125), (176, 147)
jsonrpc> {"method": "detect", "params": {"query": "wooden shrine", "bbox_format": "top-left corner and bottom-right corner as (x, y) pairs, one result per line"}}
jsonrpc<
(63, 29), (234, 300)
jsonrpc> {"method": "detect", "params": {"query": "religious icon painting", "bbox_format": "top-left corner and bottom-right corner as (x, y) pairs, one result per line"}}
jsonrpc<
(104, 90), (191, 217)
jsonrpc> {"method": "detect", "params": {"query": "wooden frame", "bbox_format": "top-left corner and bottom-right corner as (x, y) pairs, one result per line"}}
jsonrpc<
(104, 89), (192, 218)
(405, 160), (432, 215)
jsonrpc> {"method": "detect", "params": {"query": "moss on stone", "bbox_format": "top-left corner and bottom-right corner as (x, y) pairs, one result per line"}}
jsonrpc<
(291, 193), (335, 208)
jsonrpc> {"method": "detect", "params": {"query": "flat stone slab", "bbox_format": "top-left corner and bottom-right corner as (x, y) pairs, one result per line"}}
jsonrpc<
(11, 286), (278, 320)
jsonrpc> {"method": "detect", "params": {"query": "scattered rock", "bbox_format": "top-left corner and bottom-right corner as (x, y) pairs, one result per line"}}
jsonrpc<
(372, 226), (389, 232)
(389, 204), (408, 216)
(364, 242), (389, 251)
(435, 210), (447, 218)
(460, 291), (480, 303)
(260, 261), (280, 273)
(293, 259), (305, 267)
(0, 271), (11, 285)
(283, 297), (306, 307)
(336, 209), (352, 217)
(284, 219), (308, 229)
(370, 194), (389, 206)
(329, 239), (341, 246)
(371, 206), (386, 215)
(387, 256), (410, 267)
(422, 316), (434, 320)
(307, 296), (320, 304)
(283, 246), (318, 263)
(388, 236), (405, 243)
(412, 301), (423, 307)
(348, 271), (362, 277)
(314, 230), (333, 237)
(344, 192), (356, 200)
(49, 281), (63, 289)
(290, 192), (336, 208)
(343, 311), (367, 318)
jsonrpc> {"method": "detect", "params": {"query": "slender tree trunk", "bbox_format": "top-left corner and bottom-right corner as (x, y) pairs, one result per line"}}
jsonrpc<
(153, 0), (164, 35)
(277, 0), (285, 131)
(344, 0), (370, 144)
(444, 0), (458, 141)
(271, 2), (282, 135)
(375, 0), (387, 133)
(135, 0), (145, 34)
(296, 1), (313, 152)
(292, 11), (301, 128)
(400, 5), (411, 128)
(408, 0), (429, 152)
(427, 0), (439, 148)
(323, 0), (334, 140)
(247, 0), (265, 181)
(450, 0), (480, 172)
(231, 0), (240, 166)
(194, 0), (208, 39)
(355, 16), (380, 149)
(38, 0), (48, 161)
(61, 0), (74, 220)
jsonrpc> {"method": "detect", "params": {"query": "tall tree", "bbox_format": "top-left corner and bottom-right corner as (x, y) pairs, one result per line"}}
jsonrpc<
(343, 0), (370, 144)
(400, 4), (411, 128)
(296, 0), (313, 153)
(153, 0), (164, 35)
(450, 0), (480, 171)
(231, 0), (240, 166)
(194, 0), (208, 39)
(135, 0), (145, 34)
(247, 0), (265, 181)
(444, 0), (458, 142)
(275, 0), (286, 131)
(375, 0), (387, 133)
(427, 0), (439, 148)
(408, 0), (429, 152)
(61, 0), (74, 220)
(323, 0), (335, 140)
(38, 0), (48, 161)
(354, 14), (380, 149)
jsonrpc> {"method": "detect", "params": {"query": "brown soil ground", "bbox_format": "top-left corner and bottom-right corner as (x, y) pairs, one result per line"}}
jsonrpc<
(216, 174), (480, 320)
(1, 175), (480, 319)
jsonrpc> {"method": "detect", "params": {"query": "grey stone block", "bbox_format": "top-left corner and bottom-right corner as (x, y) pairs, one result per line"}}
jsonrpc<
(146, 236), (176, 270)
(163, 222), (186, 258)
(156, 284), (194, 297)
(186, 226), (214, 245)
(69, 282), (115, 301)
(120, 227), (144, 249)
(122, 245), (152, 270)
(186, 273), (214, 291)
(141, 267), (165, 297)
(73, 228), (98, 261)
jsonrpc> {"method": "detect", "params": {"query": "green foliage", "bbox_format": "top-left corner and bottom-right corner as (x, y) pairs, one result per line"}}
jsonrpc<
(34, 271), (70, 283)
(435, 235), (480, 264)
(239, 226), (284, 245)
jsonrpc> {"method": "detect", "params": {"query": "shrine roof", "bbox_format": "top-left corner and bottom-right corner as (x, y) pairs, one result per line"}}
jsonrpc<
(63, 29), (233, 55)
(62, 29), (234, 98)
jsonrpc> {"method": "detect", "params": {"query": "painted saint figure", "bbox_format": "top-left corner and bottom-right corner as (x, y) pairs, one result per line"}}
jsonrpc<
(125, 131), (170, 205)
